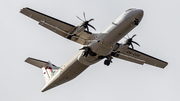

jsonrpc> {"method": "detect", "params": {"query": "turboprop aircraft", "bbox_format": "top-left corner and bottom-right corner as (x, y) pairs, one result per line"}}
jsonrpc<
(20, 7), (168, 92)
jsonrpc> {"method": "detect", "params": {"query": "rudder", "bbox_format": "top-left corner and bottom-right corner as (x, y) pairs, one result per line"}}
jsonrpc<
(41, 61), (59, 83)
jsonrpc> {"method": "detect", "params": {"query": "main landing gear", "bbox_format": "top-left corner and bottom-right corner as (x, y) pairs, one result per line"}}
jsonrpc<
(83, 48), (89, 57)
(98, 55), (113, 66)
(81, 47), (113, 66)
(104, 60), (110, 66)
(104, 55), (113, 66)
(81, 47), (97, 57)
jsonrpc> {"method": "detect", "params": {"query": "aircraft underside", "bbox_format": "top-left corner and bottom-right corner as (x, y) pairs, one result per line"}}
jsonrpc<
(21, 7), (168, 92)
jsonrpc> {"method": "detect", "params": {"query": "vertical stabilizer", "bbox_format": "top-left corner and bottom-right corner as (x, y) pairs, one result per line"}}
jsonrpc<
(25, 57), (60, 83)
(42, 61), (59, 83)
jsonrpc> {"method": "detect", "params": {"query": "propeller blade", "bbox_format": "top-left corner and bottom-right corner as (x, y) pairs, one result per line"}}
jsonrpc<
(76, 12), (96, 32)
(132, 41), (140, 47)
(131, 34), (136, 39)
(88, 24), (96, 31)
(83, 12), (86, 21)
(126, 34), (140, 50)
(89, 18), (94, 22)
(76, 16), (84, 22)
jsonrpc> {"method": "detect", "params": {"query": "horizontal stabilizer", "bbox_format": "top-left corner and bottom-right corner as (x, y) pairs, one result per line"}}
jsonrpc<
(25, 57), (50, 68)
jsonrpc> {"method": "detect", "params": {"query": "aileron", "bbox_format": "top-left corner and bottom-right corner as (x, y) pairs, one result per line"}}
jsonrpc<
(117, 48), (168, 68)
(20, 7), (75, 28)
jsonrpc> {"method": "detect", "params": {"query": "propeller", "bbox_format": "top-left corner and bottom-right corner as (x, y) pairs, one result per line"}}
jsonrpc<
(76, 12), (96, 32)
(126, 34), (140, 49)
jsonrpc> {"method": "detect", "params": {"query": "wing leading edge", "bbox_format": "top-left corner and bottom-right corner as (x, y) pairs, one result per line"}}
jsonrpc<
(20, 7), (94, 45)
(113, 47), (168, 68)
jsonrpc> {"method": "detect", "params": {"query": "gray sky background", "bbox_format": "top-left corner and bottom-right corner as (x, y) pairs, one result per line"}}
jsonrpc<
(0, 0), (179, 101)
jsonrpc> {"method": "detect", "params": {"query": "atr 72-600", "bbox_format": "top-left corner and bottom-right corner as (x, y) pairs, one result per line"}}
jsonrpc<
(20, 7), (168, 92)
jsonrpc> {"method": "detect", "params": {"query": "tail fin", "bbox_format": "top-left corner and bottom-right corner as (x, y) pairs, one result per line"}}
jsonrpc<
(42, 61), (59, 83)
(25, 57), (59, 83)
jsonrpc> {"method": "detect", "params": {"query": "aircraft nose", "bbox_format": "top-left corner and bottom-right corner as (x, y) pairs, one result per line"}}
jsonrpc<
(134, 9), (144, 21)
(136, 9), (144, 16)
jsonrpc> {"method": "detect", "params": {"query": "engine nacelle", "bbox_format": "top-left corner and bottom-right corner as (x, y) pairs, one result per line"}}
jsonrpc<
(113, 42), (129, 53)
(72, 25), (86, 36)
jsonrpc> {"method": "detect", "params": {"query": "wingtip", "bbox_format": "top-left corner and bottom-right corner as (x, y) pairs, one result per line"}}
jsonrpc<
(23, 7), (29, 9)
(164, 62), (168, 68)
(24, 57), (30, 62)
(20, 7), (28, 13)
(160, 62), (168, 69)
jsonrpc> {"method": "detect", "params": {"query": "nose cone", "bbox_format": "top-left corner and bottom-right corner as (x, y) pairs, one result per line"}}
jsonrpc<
(135, 9), (144, 21)
(137, 9), (144, 16)
(136, 9), (144, 17)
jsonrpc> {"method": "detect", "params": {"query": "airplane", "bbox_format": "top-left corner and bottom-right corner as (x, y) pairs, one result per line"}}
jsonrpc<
(20, 7), (168, 92)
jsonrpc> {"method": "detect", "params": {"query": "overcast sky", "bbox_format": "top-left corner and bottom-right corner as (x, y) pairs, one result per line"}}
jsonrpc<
(0, 0), (180, 101)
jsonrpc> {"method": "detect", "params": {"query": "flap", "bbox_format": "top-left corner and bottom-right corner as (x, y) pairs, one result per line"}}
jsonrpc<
(115, 53), (145, 65)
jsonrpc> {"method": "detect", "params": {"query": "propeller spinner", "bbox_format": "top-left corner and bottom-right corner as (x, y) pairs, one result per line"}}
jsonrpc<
(76, 12), (96, 32)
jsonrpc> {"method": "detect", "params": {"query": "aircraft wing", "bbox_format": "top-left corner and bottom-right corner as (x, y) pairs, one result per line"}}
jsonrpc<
(20, 7), (93, 45)
(113, 47), (168, 68)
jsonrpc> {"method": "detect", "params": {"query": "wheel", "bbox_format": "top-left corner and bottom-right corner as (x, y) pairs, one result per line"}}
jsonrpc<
(104, 60), (110, 66)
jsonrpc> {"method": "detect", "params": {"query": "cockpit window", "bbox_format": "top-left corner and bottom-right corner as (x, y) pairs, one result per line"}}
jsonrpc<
(125, 8), (135, 12)
(126, 9), (132, 12)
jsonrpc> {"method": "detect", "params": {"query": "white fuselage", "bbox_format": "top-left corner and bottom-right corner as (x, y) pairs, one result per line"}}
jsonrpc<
(42, 8), (144, 92)
(90, 9), (143, 56)
(78, 8), (143, 65)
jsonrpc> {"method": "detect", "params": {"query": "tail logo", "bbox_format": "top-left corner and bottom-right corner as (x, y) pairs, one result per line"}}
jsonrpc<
(45, 66), (55, 76)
